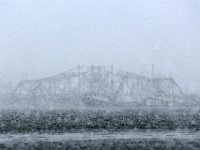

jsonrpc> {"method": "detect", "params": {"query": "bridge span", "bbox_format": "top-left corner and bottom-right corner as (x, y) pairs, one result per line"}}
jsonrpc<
(13, 66), (185, 107)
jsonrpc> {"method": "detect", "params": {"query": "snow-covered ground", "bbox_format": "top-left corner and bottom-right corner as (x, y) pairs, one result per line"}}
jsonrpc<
(0, 130), (200, 144)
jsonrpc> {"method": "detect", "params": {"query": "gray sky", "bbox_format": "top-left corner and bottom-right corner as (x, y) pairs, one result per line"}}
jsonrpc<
(0, 0), (200, 92)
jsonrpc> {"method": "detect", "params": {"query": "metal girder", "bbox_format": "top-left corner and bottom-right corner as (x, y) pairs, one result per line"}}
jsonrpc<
(13, 66), (184, 103)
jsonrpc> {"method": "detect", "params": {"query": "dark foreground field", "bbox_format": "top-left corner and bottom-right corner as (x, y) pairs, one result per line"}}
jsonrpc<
(1, 136), (200, 150)
(0, 107), (200, 149)
(0, 107), (200, 133)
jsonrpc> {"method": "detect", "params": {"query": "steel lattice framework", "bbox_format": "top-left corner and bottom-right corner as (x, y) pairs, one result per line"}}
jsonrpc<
(13, 66), (184, 106)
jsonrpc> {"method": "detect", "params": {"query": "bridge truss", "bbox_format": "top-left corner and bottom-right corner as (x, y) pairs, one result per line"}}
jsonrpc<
(13, 66), (184, 106)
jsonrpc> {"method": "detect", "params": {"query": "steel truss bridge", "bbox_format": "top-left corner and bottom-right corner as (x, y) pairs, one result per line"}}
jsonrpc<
(13, 66), (184, 106)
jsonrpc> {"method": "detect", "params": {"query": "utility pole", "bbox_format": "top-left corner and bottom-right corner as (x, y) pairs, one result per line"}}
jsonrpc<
(151, 64), (155, 79)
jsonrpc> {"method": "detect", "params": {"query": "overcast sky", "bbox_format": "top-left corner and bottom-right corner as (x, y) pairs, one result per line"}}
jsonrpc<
(0, 0), (200, 92)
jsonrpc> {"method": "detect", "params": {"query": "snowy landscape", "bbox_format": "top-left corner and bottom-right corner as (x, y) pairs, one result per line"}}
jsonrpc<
(0, 66), (200, 149)
(1, 107), (200, 149)
(1, 0), (200, 149)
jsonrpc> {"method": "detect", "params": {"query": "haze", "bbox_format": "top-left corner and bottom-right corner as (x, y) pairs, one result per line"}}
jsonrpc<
(0, 0), (200, 92)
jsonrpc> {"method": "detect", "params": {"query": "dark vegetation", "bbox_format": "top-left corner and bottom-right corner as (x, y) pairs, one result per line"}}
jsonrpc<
(0, 107), (200, 133)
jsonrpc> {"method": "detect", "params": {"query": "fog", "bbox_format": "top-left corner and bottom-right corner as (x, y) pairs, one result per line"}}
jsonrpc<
(0, 0), (200, 92)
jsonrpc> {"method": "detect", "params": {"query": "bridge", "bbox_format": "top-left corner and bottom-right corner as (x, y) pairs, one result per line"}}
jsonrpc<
(13, 66), (184, 106)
